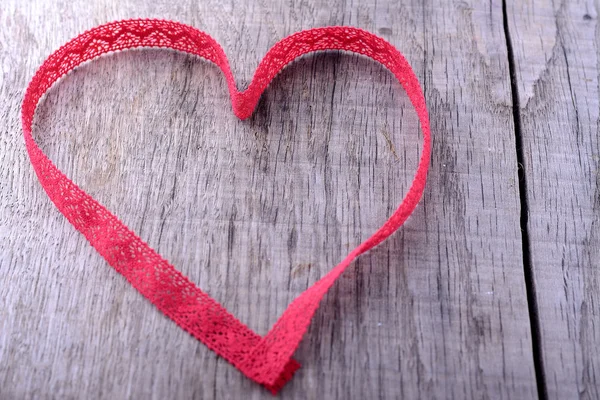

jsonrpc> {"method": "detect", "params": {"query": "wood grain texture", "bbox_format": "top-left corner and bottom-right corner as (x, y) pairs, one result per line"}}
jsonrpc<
(1, 0), (537, 399)
(506, 0), (600, 398)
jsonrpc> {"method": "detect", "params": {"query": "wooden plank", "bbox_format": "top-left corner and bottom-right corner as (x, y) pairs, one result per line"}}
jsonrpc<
(506, 0), (600, 398)
(0, 0), (537, 398)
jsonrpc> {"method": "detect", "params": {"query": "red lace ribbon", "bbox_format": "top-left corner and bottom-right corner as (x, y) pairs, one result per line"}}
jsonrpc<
(22, 19), (431, 394)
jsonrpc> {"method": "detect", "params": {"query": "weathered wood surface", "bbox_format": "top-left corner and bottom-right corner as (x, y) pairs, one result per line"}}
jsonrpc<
(506, 1), (600, 399)
(0, 0), (541, 398)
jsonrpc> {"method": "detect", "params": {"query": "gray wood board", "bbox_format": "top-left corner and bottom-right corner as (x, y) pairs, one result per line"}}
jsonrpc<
(507, 0), (600, 398)
(1, 0), (537, 398)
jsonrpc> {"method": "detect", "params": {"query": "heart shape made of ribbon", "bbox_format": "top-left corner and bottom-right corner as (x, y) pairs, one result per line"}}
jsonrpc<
(22, 19), (431, 394)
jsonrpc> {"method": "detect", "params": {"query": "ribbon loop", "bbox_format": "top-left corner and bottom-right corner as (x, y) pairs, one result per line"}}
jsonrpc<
(23, 19), (430, 394)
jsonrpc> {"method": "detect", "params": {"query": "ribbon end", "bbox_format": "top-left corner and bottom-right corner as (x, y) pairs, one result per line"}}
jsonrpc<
(263, 358), (301, 395)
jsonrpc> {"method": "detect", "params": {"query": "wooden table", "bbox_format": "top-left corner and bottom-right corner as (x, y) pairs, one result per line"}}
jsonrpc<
(1, 1), (598, 399)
